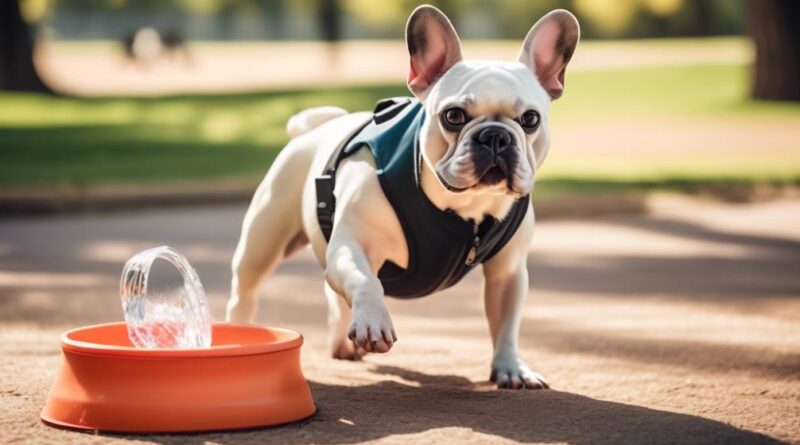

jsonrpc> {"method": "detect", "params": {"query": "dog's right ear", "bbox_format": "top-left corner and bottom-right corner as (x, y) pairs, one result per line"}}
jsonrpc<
(405, 5), (463, 100)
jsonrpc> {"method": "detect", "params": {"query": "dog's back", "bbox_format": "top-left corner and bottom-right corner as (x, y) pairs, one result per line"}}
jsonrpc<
(286, 107), (348, 139)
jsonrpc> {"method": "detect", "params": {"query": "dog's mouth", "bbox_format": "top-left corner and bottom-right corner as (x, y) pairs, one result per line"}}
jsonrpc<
(434, 150), (519, 193)
(479, 165), (507, 186)
(475, 157), (511, 187)
(436, 165), (508, 193)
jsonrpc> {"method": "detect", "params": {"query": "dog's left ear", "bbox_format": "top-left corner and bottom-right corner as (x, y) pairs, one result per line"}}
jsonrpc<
(405, 5), (463, 100)
(518, 10), (580, 100)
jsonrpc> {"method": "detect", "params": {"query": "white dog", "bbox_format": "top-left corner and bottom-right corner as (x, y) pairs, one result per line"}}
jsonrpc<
(226, 5), (579, 390)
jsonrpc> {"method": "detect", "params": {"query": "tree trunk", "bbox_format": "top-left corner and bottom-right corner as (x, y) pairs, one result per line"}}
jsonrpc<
(318, 0), (341, 43)
(748, 0), (800, 101)
(318, 0), (341, 72)
(0, 0), (50, 92)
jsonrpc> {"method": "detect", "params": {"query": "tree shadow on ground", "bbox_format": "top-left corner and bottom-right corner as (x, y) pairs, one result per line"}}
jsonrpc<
(527, 216), (800, 300)
(425, 318), (800, 380)
(610, 216), (800, 253)
(132, 365), (785, 445)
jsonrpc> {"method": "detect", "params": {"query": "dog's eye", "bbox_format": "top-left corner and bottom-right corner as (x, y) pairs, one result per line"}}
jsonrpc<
(441, 107), (469, 131)
(517, 110), (540, 133)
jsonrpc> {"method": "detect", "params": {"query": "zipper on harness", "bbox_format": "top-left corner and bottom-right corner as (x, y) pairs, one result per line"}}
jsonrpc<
(465, 222), (480, 266)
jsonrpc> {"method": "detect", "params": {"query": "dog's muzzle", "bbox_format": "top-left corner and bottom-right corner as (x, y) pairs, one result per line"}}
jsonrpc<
(476, 126), (513, 155)
(471, 125), (517, 186)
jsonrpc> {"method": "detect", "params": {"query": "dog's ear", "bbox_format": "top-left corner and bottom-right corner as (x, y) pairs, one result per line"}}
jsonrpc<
(518, 10), (580, 100)
(405, 5), (463, 100)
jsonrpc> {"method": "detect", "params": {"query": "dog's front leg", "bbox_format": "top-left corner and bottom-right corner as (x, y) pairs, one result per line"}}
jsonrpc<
(325, 226), (396, 353)
(483, 261), (549, 389)
(482, 211), (548, 390)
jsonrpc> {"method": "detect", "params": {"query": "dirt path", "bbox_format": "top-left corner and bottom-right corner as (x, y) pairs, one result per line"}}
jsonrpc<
(1, 198), (798, 444)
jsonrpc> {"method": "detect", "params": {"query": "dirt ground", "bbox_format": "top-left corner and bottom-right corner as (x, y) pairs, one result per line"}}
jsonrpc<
(1, 196), (799, 444)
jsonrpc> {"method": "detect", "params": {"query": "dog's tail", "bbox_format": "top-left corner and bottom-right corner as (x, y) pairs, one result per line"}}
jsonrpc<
(286, 106), (348, 139)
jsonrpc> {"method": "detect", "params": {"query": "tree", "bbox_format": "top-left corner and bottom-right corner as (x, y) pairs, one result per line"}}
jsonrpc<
(318, 0), (341, 43)
(749, 0), (800, 101)
(317, 0), (342, 71)
(0, 0), (50, 92)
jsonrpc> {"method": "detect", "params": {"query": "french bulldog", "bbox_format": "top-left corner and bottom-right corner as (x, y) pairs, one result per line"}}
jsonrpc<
(226, 5), (579, 390)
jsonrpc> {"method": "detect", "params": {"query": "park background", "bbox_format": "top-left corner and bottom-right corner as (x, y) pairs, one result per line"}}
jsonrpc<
(1, 1), (799, 445)
(1, 0), (798, 212)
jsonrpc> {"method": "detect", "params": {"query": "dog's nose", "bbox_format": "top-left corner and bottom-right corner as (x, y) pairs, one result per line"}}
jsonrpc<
(475, 126), (513, 155)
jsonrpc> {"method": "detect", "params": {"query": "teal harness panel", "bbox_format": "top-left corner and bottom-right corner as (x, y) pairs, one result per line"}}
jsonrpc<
(317, 98), (530, 299)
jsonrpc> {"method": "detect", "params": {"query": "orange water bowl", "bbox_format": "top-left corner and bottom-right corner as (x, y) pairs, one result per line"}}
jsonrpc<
(41, 322), (316, 433)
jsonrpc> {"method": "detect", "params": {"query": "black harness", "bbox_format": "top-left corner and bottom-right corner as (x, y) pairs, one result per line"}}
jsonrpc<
(316, 98), (530, 299)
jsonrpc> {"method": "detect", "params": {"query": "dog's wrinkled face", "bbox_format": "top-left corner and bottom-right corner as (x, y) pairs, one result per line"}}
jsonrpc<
(406, 5), (579, 198)
(424, 62), (549, 196)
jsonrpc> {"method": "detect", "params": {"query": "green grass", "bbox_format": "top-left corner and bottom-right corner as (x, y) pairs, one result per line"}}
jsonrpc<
(1, 62), (799, 192)
(0, 84), (407, 185)
(555, 63), (800, 120)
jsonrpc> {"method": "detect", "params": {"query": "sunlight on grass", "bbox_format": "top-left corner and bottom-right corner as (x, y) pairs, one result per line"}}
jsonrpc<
(200, 111), (245, 142)
(555, 64), (800, 120)
(0, 95), (136, 127)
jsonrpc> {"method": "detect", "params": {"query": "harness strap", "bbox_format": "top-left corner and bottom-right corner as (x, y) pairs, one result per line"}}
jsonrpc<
(314, 174), (336, 243)
(314, 129), (359, 243)
(315, 98), (414, 242)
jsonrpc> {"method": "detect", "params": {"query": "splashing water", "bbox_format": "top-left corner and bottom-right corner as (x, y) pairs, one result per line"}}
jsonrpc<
(120, 246), (212, 348)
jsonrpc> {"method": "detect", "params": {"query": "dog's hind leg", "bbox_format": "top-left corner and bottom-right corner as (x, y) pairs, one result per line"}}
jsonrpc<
(226, 142), (312, 323)
(228, 106), (352, 323)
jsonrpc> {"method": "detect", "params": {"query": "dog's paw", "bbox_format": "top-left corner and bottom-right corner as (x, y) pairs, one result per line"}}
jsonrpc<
(331, 336), (367, 361)
(348, 300), (397, 353)
(490, 357), (549, 390)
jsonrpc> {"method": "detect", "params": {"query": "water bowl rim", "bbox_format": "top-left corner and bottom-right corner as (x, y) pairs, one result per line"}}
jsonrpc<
(61, 322), (303, 359)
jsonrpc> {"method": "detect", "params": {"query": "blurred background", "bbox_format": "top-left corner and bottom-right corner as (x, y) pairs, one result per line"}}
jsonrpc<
(2, 4), (800, 443)
(1, 0), (798, 213)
